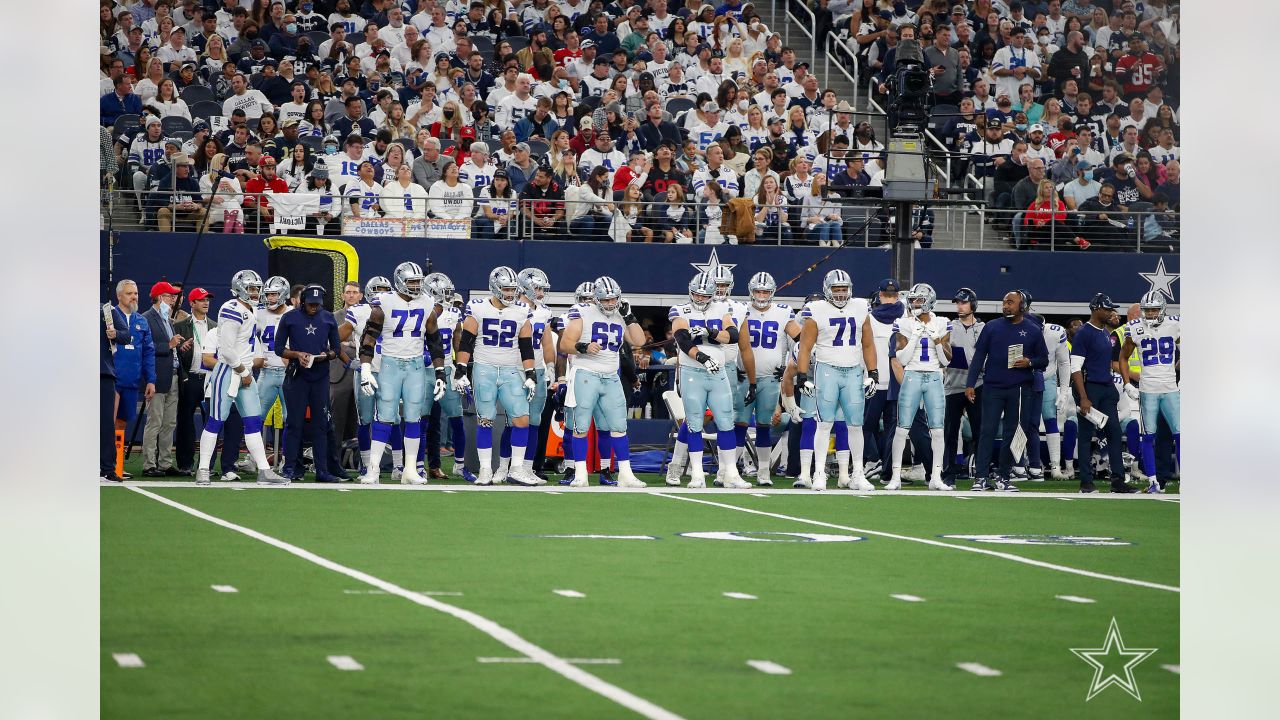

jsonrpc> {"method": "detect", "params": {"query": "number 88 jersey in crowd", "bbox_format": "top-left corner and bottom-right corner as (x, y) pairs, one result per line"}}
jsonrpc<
(1126, 313), (1181, 394)
(466, 296), (532, 367)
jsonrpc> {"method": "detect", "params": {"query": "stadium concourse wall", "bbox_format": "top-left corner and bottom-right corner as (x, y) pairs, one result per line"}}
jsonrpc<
(101, 232), (1180, 311)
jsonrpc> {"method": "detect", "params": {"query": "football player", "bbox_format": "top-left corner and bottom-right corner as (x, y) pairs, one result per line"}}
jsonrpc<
(356, 261), (445, 485)
(340, 275), (392, 473)
(887, 283), (952, 491)
(196, 270), (289, 485)
(558, 277), (647, 488)
(1038, 309), (1074, 479)
(554, 282), (600, 484)
(709, 266), (757, 486)
(253, 275), (291, 461)
(493, 268), (557, 482)
(740, 272), (801, 486)
(669, 271), (750, 489)
(453, 266), (541, 486)
(1118, 292), (1180, 493)
(794, 270), (879, 491)
(422, 272), (473, 482)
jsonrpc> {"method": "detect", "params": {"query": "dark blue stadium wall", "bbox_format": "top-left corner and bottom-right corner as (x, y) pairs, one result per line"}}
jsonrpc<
(101, 232), (1180, 309)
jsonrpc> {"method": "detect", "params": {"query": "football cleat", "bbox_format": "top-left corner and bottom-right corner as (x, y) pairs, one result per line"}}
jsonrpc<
(474, 468), (493, 486)
(1110, 481), (1136, 494)
(811, 471), (828, 492)
(616, 470), (647, 488)
(969, 478), (986, 491)
(257, 467), (290, 485)
(195, 469), (211, 486)
(687, 472), (707, 489)
(495, 458), (511, 484)
(722, 472), (751, 489)
(1050, 465), (1072, 480)
(1011, 465), (1028, 479)
(391, 465), (404, 483)
(792, 476), (812, 489)
(928, 478), (953, 491)
(598, 469), (617, 486)
(863, 461), (882, 480)
(357, 470), (379, 485)
(1145, 479), (1163, 494)
(221, 472), (240, 483)
(904, 465), (926, 482)
(568, 473), (589, 488)
(506, 466), (540, 486)
(852, 476), (876, 492)
(883, 477), (902, 491)
(460, 467), (478, 483)
(1027, 467), (1045, 481)
(400, 467), (428, 485)
(664, 463), (685, 487)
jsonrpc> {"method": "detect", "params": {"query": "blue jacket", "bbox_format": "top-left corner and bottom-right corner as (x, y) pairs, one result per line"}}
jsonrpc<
(112, 306), (156, 390)
(101, 91), (143, 127)
(964, 316), (1048, 390)
(514, 114), (560, 143)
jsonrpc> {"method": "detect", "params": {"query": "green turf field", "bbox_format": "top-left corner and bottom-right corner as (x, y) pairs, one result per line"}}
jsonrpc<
(102, 463), (1179, 719)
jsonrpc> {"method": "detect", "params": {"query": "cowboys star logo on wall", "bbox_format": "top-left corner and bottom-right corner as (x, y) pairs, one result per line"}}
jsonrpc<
(1140, 257), (1179, 302)
(691, 248), (736, 276)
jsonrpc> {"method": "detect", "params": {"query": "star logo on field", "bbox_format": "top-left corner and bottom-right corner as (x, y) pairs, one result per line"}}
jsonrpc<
(690, 248), (736, 277)
(1071, 617), (1157, 702)
(305, 324), (317, 335)
(1140, 257), (1179, 302)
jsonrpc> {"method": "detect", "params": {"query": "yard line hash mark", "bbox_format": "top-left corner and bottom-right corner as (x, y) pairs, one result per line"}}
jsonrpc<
(747, 660), (792, 675)
(653, 493), (1179, 593)
(1161, 664), (1180, 674)
(723, 592), (758, 600)
(112, 653), (144, 668)
(128, 487), (684, 720)
(342, 589), (464, 596)
(553, 589), (586, 598)
(478, 657), (621, 665)
(211, 584), (238, 593)
(327, 655), (364, 671)
(956, 662), (1002, 677)
(1056, 595), (1096, 604)
(890, 594), (925, 602)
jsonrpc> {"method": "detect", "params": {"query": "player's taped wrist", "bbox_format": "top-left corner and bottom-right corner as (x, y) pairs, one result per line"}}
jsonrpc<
(575, 341), (590, 354)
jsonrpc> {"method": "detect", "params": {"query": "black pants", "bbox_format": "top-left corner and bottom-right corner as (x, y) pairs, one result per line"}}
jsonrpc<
(862, 388), (895, 464)
(284, 374), (332, 475)
(101, 375), (116, 476)
(174, 374), (207, 470)
(943, 388), (982, 479)
(785, 416), (802, 478)
(1077, 380), (1125, 484)
(1154, 413), (1176, 483)
(426, 400), (444, 470)
(219, 410), (243, 475)
(975, 384), (1036, 479)
(901, 407), (933, 469)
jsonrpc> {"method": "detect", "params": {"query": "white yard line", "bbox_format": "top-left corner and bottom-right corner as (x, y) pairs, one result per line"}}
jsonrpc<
(1055, 595), (1096, 604)
(553, 589), (586, 598)
(889, 594), (925, 602)
(746, 660), (792, 675)
(327, 655), (364, 671)
(210, 584), (238, 593)
(653, 493), (1180, 593)
(127, 487), (685, 720)
(478, 657), (621, 665)
(1161, 664), (1180, 674)
(722, 592), (758, 600)
(111, 653), (145, 668)
(956, 662), (1002, 677)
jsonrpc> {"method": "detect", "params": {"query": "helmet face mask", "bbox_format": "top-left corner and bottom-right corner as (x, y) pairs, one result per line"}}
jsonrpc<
(232, 269), (263, 305)
(689, 271), (715, 311)
(489, 266), (520, 306)
(262, 275), (289, 310)
(907, 283), (936, 317)
(518, 268), (550, 304)
(593, 276), (621, 314)
(748, 271), (775, 309)
(711, 266), (734, 301)
(574, 281), (595, 305)
(1140, 291), (1166, 329)
(822, 269), (852, 308)
(393, 261), (426, 298)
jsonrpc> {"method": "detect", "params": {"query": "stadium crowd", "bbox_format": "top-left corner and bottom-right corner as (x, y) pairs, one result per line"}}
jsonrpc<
(98, 0), (1180, 249)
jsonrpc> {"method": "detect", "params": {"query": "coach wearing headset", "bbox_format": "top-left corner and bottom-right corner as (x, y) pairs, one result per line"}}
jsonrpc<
(1069, 293), (1135, 494)
(963, 290), (1048, 492)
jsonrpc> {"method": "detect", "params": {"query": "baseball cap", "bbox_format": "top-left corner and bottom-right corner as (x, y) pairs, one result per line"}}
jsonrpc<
(593, 56), (610, 66)
(145, 115), (162, 127)
(251, 39), (268, 49)
(702, 101), (719, 113)
(261, 57), (278, 67)
(1089, 293), (1118, 311)
(188, 287), (212, 302)
(514, 142), (530, 153)
(493, 168), (508, 179)
(282, 117), (300, 128)
(435, 52), (451, 62)
(1076, 160), (1091, 171)
(767, 115), (784, 125)
(1028, 123), (1046, 134)
(151, 281), (181, 298)
(259, 155), (277, 167)
(580, 38), (596, 49)
(951, 4), (966, 14)
(302, 285), (325, 305)
(878, 278), (900, 293)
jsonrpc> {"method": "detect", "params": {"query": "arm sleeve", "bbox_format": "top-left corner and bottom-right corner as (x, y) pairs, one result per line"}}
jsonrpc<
(217, 317), (243, 367)
(518, 334), (535, 362)
(328, 316), (342, 355)
(674, 328), (695, 353)
(965, 323), (990, 388)
(274, 319), (288, 358)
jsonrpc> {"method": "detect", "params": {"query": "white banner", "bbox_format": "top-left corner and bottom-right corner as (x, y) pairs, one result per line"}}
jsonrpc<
(340, 217), (472, 238)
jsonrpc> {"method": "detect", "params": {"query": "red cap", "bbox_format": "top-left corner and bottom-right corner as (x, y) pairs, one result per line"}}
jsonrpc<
(259, 156), (276, 167)
(151, 281), (182, 298)
(188, 287), (212, 301)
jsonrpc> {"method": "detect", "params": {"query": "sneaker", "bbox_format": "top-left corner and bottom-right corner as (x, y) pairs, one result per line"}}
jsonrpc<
(598, 470), (618, 487)
(904, 465), (926, 482)
(969, 478), (986, 492)
(616, 470), (647, 488)
(235, 457), (254, 472)
(391, 466), (404, 483)
(428, 467), (447, 480)
(1145, 479), (1163, 494)
(863, 461), (882, 480)
(811, 471), (828, 492)
(928, 477), (953, 491)
(195, 469), (211, 486)
(506, 466), (540, 486)
(756, 469), (773, 487)
(792, 476), (812, 489)
(1079, 480), (1097, 494)
(220, 472), (240, 483)
(495, 459), (511, 484)
(883, 475), (902, 491)
(1011, 465), (1028, 479)
(687, 473), (707, 489)
(995, 477), (1020, 492)
(460, 468), (478, 484)
(1027, 467), (1045, 481)
(257, 467), (290, 485)
(1109, 481), (1136, 494)
(474, 468), (493, 486)
(722, 472), (751, 489)
(358, 470), (380, 485)
(1050, 466), (1072, 480)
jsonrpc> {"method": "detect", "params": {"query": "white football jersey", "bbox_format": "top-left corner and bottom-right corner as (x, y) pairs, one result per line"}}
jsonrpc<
(467, 297), (532, 367)
(370, 291), (434, 359)
(254, 307), (288, 368)
(436, 304), (463, 365)
(214, 298), (257, 365)
(527, 303), (554, 370)
(892, 314), (952, 372)
(1127, 316), (1181, 393)
(799, 298), (871, 368)
(669, 299), (734, 368)
(566, 302), (627, 374)
(721, 299), (749, 365)
(343, 302), (383, 371)
(745, 302), (794, 380)
(1042, 321), (1071, 386)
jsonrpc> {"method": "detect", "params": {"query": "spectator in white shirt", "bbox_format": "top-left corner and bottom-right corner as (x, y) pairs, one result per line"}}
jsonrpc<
(428, 162), (476, 220)
(157, 26), (198, 70)
(148, 78), (192, 121)
(221, 73), (272, 119)
(380, 164), (429, 218)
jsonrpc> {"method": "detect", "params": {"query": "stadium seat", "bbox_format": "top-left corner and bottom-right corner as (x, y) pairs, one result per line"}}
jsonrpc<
(484, 139), (502, 155)
(323, 98), (346, 124)
(113, 113), (141, 139)
(171, 130), (193, 143)
(393, 137), (416, 154)
(161, 116), (193, 136)
(249, 72), (265, 89)
(506, 36), (528, 53)
(666, 97), (695, 116)
(180, 85), (215, 105)
(189, 101), (221, 121)
(306, 30), (328, 48)
(247, 117), (260, 132)
(471, 36), (493, 57)
(527, 138), (549, 159)
(299, 135), (323, 153)
(927, 104), (958, 140)
(438, 138), (456, 154)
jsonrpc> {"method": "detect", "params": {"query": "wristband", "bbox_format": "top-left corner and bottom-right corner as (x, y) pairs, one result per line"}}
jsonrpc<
(575, 341), (590, 354)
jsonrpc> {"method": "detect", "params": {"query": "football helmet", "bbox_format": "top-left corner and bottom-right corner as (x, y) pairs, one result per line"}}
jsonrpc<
(822, 269), (852, 308)
(392, 261), (426, 298)
(748, 271), (776, 310)
(262, 275), (289, 309)
(489, 266), (520, 306)
(574, 282), (595, 304)
(364, 275), (392, 300)
(593, 276), (622, 314)
(517, 268), (550, 304)
(906, 282), (937, 317)
(424, 272), (454, 304)
(1140, 291), (1166, 329)
(689, 271), (716, 311)
(230, 269), (263, 304)
(711, 265), (734, 301)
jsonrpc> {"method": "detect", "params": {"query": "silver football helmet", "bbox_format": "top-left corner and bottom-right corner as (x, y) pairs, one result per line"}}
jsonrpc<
(748, 271), (776, 310)
(593, 276), (622, 314)
(689, 271), (716, 311)
(574, 282), (595, 304)
(262, 275), (289, 310)
(392, 261), (426, 298)
(711, 265), (734, 301)
(425, 272), (454, 304)
(489, 266), (520, 306)
(905, 282), (937, 317)
(230, 269), (263, 304)
(1140, 291), (1166, 329)
(822, 269), (852, 308)
(364, 275), (392, 300)
(517, 267), (550, 304)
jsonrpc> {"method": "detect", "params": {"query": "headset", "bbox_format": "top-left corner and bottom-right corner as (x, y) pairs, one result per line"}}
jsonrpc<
(1015, 288), (1033, 313)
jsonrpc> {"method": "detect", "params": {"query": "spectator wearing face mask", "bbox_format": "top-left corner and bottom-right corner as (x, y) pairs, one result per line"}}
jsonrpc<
(1061, 161), (1102, 210)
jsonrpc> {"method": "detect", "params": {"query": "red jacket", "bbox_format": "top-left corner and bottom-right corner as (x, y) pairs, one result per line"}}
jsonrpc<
(1023, 198), (1067, 226)
(243, 176), (289, 208)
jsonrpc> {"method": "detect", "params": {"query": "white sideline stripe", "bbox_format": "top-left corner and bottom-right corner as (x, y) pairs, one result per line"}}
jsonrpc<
(722, 592), (757, 600)
(653, 493), (1180, 593)
(954, 496), (972, 500)
(749, 493), (769, 498)
(553, 589), (586, 598)
(1055, 497), (1076, 501)
(956, 662), (1002, 677)
(211, 584), (238, 593)
(127, 487), (685, 720)
(112, 653), (145, 668)
(479, 657), (621, 665)
(1055, 595), (1096, 604)
(327, 655), (364, 671)
(342, 589), (464, 596)
(1161, 664), (1180, 674)
(746, 660), (792, 675)
(336, 488), (351, 492)
(890, 594), (925, 602)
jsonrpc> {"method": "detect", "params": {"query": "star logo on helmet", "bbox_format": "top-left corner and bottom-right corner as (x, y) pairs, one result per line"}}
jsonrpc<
(1140, 257), (1179, 303)
(690, 248), (736, 276)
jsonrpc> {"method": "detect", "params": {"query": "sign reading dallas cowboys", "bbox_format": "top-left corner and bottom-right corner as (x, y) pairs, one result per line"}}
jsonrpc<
(103, 231), (1178, 309)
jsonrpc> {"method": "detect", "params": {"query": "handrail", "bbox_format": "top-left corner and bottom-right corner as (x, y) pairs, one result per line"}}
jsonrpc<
(824, 33), (862, 109)
(783, 0), (818, 75)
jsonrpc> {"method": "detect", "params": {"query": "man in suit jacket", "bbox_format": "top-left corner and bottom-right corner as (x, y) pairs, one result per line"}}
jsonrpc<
(635, 101), (681, 152)
(172, 287), (215, 474)
(141, 281), (187, 476)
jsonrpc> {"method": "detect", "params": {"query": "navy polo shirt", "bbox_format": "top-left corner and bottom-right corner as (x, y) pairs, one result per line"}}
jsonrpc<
(1070, 321), (1116, 383)
(274, 308), (342, 380)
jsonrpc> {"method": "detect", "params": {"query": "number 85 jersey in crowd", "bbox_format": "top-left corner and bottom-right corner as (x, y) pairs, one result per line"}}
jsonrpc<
(466, 297), (532, 367)
(566, 302), (626, 373)
(370, 291), (435, 359)
(1126, 315), (1181, 393)
(798, 297), (871, 367)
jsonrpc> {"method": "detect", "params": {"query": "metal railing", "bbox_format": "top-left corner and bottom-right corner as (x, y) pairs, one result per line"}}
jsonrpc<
(782, 1), (819, 77)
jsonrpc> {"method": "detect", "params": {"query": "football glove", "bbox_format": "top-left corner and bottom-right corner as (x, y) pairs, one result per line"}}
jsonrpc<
(1056, 387), (1074, 417)
(864, 369), (879, 399)
(433, 374), (447, 402)
(736, 367), (747, 383)
(694, 351), (720, 373)
(452, 363), (471, 394)
(524, 369), (537, 401)
(744, 383), (757, 404)
(796, 371), (815, 397)
(1125, 384), (1140, 401)
(772, 365), (786, 381)
(359, 363), (378, 396)
(782, 392), (799, 417)
(688, 325), (709, 341)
